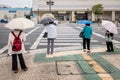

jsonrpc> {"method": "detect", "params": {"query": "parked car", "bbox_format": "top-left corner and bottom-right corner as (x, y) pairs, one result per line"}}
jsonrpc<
(0, 19), (8, 23)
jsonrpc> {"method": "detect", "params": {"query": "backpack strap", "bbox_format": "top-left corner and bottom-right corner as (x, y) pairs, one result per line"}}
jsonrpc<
(11, 31), (17, 38)
(18, 30), (22, 38)
(11, 30), (22, 38)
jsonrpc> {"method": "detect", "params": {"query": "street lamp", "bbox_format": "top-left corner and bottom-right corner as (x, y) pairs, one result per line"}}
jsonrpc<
(46, 0), (54, 13)
(84, 9), (89, 20)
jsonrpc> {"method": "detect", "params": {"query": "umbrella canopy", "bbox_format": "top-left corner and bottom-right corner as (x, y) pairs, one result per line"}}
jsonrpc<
(77, 20), (93, 24)
(40, 17), (55, 25)
(5, 18), (35, 30)
(41, 13), (54, 20)
(102, 20), (118, 34)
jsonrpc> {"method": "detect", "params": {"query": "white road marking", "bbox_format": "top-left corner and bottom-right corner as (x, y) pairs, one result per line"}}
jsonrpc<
(39, 43), (81, 46)
(93, 32), (120, 43)
(42, 38), (94, 40)
(0, 46), (8, 54)
(39, 40), (98, 46)
(30, 29), (46, 49)
(0, 26), (40, 54)
(25, 27), (40, 36)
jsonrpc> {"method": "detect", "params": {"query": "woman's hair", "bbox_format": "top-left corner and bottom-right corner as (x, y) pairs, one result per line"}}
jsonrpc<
(14, 29), (22, 31)
(86, 24), (90, 26)
(43, 21), (56, 26)
(49, 21), (54, 24)
(105, 30), (114, 38)
(49, 21), (56, 25)
(110, 33), (113, 37)
(43, 23), (49, 26)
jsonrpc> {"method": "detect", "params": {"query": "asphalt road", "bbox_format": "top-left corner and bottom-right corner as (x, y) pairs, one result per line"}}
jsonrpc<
(0, 23), (120, 54)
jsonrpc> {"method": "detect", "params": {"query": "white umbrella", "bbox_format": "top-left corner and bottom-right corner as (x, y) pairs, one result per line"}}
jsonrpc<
(102, 20), (118, 34)
(5, 18), (35, 30)
(41, 13), (54, 20)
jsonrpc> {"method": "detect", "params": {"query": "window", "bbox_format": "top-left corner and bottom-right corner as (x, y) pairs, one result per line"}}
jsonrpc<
(9, 10), (16, 13)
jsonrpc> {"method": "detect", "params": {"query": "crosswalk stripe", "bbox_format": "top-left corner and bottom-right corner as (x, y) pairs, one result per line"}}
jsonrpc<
(30, 28), (45, 49)
(39, 41), (99, 45)
(40, 40), (98, 43)
(42, 38), (82, 40)
(39, 26), (98, 48)
(42, 38), (94, 40)
(39, 43), (81, 46)
(0, 26), (40, 54)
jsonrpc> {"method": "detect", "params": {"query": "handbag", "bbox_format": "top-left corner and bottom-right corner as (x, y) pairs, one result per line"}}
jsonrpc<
(43, 32), (48, 38)
(79, 32), (84, 38)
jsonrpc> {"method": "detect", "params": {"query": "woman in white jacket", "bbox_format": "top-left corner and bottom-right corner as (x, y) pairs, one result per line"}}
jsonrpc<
(45, 22), (57, 55)
(8, 29), (28, 73)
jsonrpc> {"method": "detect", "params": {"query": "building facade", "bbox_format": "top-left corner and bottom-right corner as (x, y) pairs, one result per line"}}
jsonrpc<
(32, 0), (120, 22)
(0, 7), (31, 20)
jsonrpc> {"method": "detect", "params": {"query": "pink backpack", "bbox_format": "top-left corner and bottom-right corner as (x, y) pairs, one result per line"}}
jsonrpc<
(11, 31), (22, 51)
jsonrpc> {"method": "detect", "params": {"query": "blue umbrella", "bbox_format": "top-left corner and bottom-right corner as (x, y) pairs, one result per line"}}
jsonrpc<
(77, 20), (93, 24)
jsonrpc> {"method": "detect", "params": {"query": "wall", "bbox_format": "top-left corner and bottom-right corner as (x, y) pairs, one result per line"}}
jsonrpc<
(0, 8), (31, 20)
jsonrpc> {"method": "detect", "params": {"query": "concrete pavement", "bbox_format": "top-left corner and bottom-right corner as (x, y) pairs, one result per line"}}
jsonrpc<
(0, 45), (120, 80)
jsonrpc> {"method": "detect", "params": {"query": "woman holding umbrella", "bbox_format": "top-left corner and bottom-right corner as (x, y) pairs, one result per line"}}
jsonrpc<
(105, 30), (114, 52)
(82, 23), (92, 53)
(40, 13), (57, 57)
(102, 20), (118, 52)
(6, 18), (35, 73)
(78, 20), (93, 53)
(45, 21), (57, 57)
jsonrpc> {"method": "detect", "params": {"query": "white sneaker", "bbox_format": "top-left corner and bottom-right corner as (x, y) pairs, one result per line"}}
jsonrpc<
(46, 54), (49, 57)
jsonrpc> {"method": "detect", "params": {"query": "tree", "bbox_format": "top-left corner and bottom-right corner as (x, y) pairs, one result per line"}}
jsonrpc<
(92, 4), (104, 22)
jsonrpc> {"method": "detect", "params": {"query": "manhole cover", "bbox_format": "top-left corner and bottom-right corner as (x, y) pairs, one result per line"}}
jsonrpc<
(56, 61), (80, 75)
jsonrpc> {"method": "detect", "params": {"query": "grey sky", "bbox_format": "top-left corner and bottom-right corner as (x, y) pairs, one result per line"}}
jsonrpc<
(0, 0), (32, 8)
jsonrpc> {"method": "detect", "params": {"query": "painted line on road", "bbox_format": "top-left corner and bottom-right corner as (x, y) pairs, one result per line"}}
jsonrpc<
(25, 27), (40, 36)
(39, 43), (82, 46)
(0, 26), (40, 54)
(40, 40), (98, 43)
(93, 32), (120, 43)
(30, 28), (46, 49)
(41, 37), (94, 40)
(0, 46), (8, 54)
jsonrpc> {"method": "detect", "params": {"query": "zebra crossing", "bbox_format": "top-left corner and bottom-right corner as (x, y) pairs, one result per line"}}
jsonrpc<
(0, 24), (120, 54)
(38, 24), (98, 49)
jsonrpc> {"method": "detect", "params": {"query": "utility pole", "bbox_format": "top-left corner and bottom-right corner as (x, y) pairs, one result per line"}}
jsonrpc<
(46, 0), (54, 13)
(37, 8), (40, 23)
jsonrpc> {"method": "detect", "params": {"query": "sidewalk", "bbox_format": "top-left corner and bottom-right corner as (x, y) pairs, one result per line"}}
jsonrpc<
(0, 46), (120, 80)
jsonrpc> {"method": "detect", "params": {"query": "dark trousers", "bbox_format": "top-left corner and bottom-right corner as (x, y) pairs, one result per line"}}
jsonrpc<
(83, 38), (90, 50)
(47, 38), (55, 54)
(12, 53), (27, 71)
(106, 42), (114, 51)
